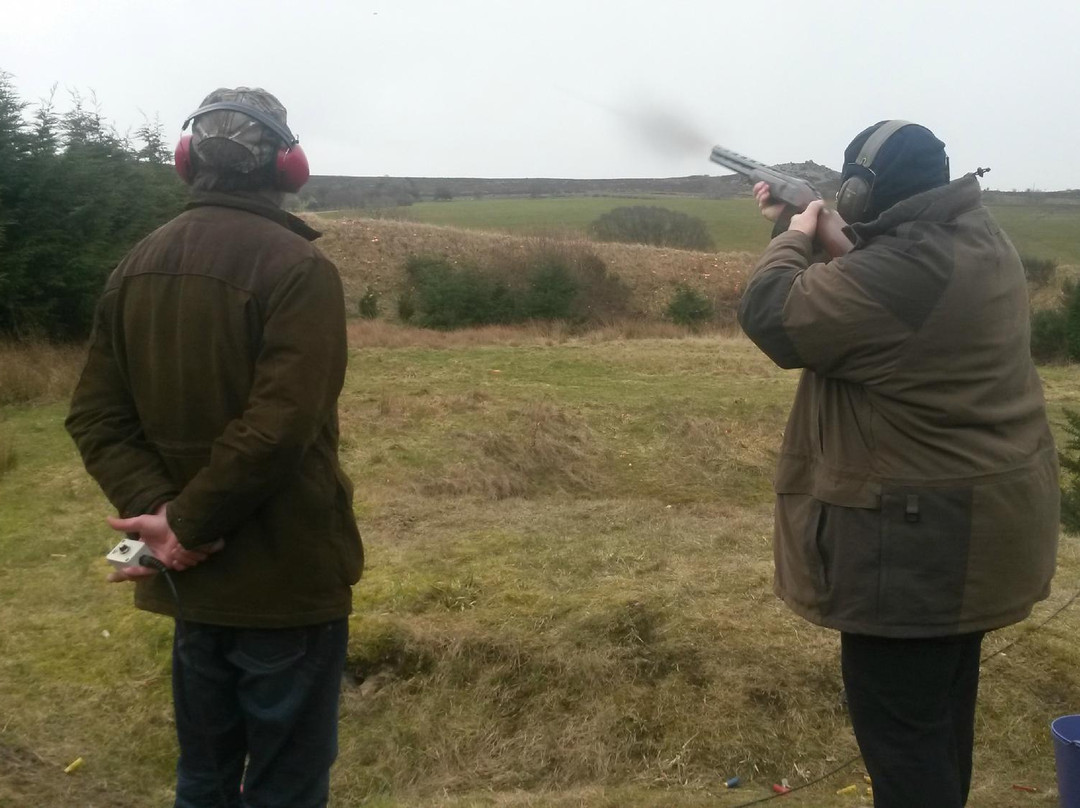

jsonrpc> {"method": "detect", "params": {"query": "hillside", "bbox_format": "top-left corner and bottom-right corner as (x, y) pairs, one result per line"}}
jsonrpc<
(308, 214), (755, 320)
(295, 162), (843, 211)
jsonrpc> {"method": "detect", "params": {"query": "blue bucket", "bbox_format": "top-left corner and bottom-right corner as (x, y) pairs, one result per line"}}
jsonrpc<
(1052, 715), (1080, 807)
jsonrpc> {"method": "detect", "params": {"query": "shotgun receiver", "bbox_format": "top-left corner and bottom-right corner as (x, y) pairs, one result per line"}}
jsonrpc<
(709, 145), (822, 212)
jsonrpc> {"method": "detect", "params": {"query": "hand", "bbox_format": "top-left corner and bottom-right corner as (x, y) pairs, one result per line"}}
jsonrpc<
(788, 199), (825, 239)
(105, 504), (224, 582)
(753, 181), (788, 223)
(816, 208), (854, 258)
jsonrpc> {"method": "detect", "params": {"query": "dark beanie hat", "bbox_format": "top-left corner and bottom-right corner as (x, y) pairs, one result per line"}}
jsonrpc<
(841, 121), (950, 219)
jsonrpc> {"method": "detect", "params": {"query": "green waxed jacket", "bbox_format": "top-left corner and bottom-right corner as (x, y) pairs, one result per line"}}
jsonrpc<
(66, 191), (363, 628)
(739, 175), (1059, 638)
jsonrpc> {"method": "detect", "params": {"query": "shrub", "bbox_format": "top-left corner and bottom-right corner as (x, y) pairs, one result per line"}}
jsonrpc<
(358, 288), (379, 319)
(399, 245), (632, 330)
(1022, 254), (1057, 288)
(1031, 308), (1068, 363)
(589, 206), (714, 251)
(522, 261), (579, 321)
(433, 186), (453, 201)
(1065, 280), (1080, 362)
(1060, 408), (1080, 532)
(403, 256), (516, 329)
(667, 285), (713, 327)
(516, 243), (631, 323)
(397, 290), (416, 322)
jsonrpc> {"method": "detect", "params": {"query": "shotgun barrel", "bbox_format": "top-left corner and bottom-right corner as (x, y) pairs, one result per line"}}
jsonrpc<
(709, 145), (822, 212)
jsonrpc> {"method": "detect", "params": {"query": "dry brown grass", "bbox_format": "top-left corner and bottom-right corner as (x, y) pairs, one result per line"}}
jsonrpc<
(417, 402), (606, 499)
(346, 318), (737, 349)
(308, 214), (754, 320)
(3, 326), (1078, 807)
(0, 340), (85, 406)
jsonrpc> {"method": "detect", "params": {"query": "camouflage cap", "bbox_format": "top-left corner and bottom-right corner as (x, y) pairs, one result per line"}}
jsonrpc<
(189, 87), (291, 174)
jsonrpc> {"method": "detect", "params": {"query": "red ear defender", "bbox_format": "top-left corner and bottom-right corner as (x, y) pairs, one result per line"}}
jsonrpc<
(177, 101), (310, 191)
(275, 143), (309, 193)
(174, 134), (195, 184)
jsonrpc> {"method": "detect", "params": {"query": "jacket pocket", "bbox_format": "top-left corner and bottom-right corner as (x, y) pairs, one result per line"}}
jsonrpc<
(333, 466), (363, 585)
(878, 486), (973, 629)
(775, 494), (830, 610)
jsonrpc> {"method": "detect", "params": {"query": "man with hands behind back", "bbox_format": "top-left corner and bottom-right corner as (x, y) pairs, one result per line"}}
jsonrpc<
(66, 87), (363, 808)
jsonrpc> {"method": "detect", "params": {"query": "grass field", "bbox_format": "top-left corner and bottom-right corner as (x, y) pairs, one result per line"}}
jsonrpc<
(2, 323), (1079, 807)
(321, 194), (1080, 267)
(324, 196), (776, 256)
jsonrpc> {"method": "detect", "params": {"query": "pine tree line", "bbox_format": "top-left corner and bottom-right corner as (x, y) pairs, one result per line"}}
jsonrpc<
(0, 72), (187, 339)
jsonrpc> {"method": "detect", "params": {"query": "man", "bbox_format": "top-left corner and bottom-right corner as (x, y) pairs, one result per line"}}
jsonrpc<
(738, 121), (1059, 807)
(66, 87), (363, 808)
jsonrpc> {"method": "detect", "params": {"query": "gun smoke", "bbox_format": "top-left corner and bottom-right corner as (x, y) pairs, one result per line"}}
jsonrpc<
(613, 104), (713, 160)
(562, 89), (714, 164)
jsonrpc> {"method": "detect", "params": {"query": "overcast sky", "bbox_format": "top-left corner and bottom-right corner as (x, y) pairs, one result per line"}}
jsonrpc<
(4, 0), (1078, 191)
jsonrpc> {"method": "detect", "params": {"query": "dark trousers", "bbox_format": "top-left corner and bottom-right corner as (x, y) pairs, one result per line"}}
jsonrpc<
(841, 631), (985, 808)
(171, 618), (349, 808)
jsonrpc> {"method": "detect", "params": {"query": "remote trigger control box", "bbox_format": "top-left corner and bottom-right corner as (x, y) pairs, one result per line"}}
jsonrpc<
(106, 538), (152, 569)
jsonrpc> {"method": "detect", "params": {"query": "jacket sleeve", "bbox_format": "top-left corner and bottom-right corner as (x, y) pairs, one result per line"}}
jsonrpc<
(65, 290), (179, 517)
(165, 255), (348, 549)
(738, 230), (911, 384)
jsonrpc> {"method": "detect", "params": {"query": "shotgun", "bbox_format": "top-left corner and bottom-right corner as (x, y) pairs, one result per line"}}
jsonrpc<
(709, 145), (822, 212)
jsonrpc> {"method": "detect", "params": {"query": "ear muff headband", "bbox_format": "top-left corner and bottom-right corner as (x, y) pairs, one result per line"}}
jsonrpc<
(836, 119), (914, 223)
(853, 119), (913, 169)
(173, 101), (310, 192)
(181, 101), (298, 146)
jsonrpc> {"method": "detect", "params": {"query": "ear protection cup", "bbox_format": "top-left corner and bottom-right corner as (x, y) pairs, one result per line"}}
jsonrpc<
(835, 119), (913, 223)
(274, 142), (309, 193)
(174, 101), (310, 191)
(174, 134), (195, 183)
(835, 168), (874, 224)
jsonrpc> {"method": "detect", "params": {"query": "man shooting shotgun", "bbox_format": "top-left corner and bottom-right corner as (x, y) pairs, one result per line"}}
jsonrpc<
(729, 121), (1058, 808)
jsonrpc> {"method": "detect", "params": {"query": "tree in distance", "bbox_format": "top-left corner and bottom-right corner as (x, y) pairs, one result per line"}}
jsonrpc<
(667, 285), (713, 327)
(589, 206), (715, 251)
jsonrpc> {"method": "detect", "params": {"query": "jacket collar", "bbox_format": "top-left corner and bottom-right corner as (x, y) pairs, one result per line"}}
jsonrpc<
(186, 191), (322, 242)
(845, 174), (983, 247)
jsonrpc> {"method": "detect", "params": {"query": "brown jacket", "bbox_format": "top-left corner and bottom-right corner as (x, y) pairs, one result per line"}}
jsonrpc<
(66, 191), (363, 628)
(739, 176), (1058, 637)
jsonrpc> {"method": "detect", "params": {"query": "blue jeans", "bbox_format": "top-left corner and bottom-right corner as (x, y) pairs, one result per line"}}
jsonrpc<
(171, 619), (349, 808)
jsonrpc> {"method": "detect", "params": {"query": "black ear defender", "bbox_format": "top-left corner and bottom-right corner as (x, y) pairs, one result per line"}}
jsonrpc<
(835, 119), (914, 224)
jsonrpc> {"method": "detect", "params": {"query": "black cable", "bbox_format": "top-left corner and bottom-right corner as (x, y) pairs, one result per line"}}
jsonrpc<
(140, 557), (232, 808)
(979, 587), (1080, 665)
(724, 755), (862, 806)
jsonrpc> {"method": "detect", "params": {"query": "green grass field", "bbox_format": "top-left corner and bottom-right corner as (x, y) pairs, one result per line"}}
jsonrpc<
(2, 330), (1079, 807)
(330, 196), (773, 255)
(985, 203), (1080, 265)
(324, 195), (1080, 266)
